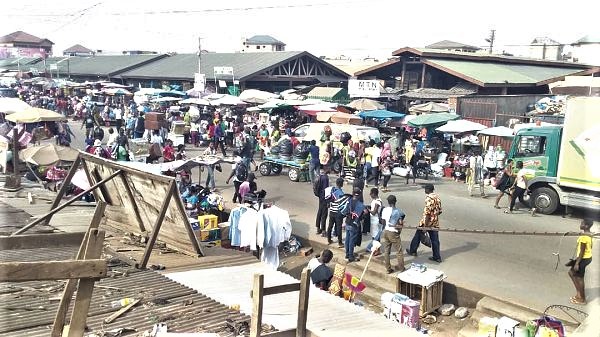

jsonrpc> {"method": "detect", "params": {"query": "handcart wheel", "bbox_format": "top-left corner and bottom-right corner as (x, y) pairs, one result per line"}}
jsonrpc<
(288, 168), (299, 182)
(259, 162), (271, 176)
(271, 164), (283, 175)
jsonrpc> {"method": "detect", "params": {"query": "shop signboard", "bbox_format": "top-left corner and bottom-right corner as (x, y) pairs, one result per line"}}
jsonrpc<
(213, 66), (234, 78)
(348, 79), (380, 98)
(194, 73), (206, 92)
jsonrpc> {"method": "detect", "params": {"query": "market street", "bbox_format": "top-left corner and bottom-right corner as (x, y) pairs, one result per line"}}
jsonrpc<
(66, 121), (599, 315)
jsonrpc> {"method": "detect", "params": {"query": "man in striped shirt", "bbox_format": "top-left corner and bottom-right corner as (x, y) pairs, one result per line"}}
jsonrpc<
(327, 178), (349, 248)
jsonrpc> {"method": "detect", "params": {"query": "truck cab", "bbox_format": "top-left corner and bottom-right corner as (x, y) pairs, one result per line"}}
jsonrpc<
(509, 97), (600, 215)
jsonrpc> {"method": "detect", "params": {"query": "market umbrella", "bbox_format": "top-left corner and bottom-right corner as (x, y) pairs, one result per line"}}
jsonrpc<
(358, 109), (405, 119)
(477, 126), (515, 137)
(19, 144), (79, 166)
(0, 98), (31, 114)
(6, 107), (65, 123)
(258, 99), (288, 110)
(316, 111), (337, 122)
(239, 89), (279, 104)
(408, 113), (459, 127)
(152, 96), (182, 102)
(330, 112), (362, 125)
(210, 94), (246, 106)
(297, 103), (337, 116)
(409, 102), (450, 114)
(436, 119), (487, 134)
(180, 98), (211, 105)
(103, 88), (132, 96)
(347, 98), (384, 111)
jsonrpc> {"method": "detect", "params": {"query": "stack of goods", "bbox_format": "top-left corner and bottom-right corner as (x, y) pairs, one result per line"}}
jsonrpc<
(269, 144), (280, 159)
(191, 214), (221, 246)
(278, 138), (293, 161)
(144, 112), (166, 130)
(293, 142), (310, 164)
(380, 292), (420, 329)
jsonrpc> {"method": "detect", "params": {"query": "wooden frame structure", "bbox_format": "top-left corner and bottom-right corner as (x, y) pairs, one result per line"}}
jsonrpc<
(0, 225), (107, 337)
(250, 268), (311, 337)
(12, 152), (204, 268)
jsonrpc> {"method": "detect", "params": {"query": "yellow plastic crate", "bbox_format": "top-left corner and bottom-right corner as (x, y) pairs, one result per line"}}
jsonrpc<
(198, 214), (218, 230)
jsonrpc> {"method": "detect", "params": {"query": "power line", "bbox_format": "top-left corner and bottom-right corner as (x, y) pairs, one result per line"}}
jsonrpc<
(6, 0), (384, 17)
(49, 2), (104, 33)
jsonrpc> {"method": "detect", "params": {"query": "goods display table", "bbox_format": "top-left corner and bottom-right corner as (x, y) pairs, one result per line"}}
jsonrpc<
(396, 266), (446, 317)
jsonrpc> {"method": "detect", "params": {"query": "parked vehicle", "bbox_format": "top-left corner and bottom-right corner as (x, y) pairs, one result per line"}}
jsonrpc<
(293, 123), (381, 144)
(508, 97), (600, 215)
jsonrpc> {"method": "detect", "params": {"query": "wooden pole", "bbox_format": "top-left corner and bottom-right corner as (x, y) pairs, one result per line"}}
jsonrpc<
(51, 201), (106, 337)
(67, 229), (105, 337)
(296, 268), (311, 337)
(400, 60), (406, 91)
(138, 181), (175, 269)
(45, 156), (81, 226)
(420, 63), (427, 88)
(171, 180), (204, 257)
(250, 273), (264, 337)
(12, 170), (121, 235)
(118, 171), (146, 232)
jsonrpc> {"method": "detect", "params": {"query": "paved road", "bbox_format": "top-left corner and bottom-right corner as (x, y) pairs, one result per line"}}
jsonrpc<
(68, 122), (599, 314)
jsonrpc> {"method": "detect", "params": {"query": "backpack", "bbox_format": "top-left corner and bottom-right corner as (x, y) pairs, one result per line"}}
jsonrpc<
(330, 194), (351, 215)
(235, 161), (248, 182)
(313, 177), (321, 197)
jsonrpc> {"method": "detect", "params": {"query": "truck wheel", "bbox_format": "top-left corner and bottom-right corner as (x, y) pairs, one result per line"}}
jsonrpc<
(271, 164), (282, 175)
(530, 187), (559, 215)
(288, 168), (299, 182)
(259, 163), (271, 176)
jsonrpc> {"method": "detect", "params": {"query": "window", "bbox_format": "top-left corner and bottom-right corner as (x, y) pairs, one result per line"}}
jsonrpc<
(256, 46), (260, 49)
(293, 125), (309, 138)
(515, 136), (547, 157)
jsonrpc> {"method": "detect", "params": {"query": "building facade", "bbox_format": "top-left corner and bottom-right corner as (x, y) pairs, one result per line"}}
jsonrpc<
(0, 31), (53, 59)
(241, 35), (286, 52)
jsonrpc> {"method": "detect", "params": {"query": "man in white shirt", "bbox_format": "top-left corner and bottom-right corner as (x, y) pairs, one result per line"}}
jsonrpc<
(381, 195), (406, 274)
(114, 105), (123, 131)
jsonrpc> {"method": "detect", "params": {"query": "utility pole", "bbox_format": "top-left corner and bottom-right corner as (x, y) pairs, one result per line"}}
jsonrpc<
(198, 36), (202, 74)
(485, 29), (496, 55)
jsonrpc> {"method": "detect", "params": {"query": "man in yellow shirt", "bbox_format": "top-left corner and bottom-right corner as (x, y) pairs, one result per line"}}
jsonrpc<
(568, 218), (593, 305)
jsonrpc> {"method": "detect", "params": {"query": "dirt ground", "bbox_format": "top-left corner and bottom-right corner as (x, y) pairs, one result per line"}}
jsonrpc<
(278, 253), (472, 336)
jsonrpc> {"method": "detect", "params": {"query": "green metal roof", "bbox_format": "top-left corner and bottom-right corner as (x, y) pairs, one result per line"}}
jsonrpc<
(424, 59), (588, 86)
(31, 54), (166, 77)
(118, 51), (344, 81)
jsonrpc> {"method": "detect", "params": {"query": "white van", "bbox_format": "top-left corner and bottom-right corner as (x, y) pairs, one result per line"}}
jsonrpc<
(293, 123), (381, 144)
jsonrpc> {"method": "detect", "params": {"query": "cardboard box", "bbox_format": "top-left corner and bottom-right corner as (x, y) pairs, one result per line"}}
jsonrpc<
(218, 222), (230, 241)
(144, 120), (162, 130)
(199, 228), (220, 242)
(145, 112), (165, 122)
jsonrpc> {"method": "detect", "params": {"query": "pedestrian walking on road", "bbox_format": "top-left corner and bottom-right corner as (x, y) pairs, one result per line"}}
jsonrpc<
(568, 218), (593, 305)
(407, 184), (443, 263)
(505, 161), (536, 215)
(314, 168), (329, 236)
(327, 178), (347, 248)
(308, 140), (320, 183)
(345, 188), (365, 263)
(494, 159), (514, 209)
(365, 188), (383, 255)
(381, 194), (406, 273)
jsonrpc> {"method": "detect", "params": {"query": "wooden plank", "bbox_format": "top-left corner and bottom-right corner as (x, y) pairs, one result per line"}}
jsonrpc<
(103, 298), (141, 324)
(44, 156), (81, 226)
(51, 202), (106, 337)
(170, 182), (204, 257)
(78, 152), (174, 183)
(67, 229), (105, 337)
(138, 181), (174, 269)
(296, 268), (310, 337)
(119, 171), (146, 232)
(251, 283), (300, 297)
(12, 170), (121, 235)
(250, 273), (264, 337)
(0, 259), (107, 281)
(0, 232), (85, 250)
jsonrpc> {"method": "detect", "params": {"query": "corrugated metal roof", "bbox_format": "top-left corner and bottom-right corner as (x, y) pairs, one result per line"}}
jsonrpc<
(118, 51), (307, 81)
(246, 35), (285, 46)
(0, 245), (253, 336)
(167, 262), (423, 337)
(425, 40), (480, 51)
(424, 59), (586, 86)
(30, 54), (167, 76)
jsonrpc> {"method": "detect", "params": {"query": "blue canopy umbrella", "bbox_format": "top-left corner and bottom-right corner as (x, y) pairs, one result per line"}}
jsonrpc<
(358, 109), (405, 119)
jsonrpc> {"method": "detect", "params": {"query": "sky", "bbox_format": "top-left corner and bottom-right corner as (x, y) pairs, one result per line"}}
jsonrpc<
(1, 0), (599, 60)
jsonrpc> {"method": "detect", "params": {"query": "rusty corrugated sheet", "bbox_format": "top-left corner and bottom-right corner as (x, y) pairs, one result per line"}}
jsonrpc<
(0, 245), (252, 337)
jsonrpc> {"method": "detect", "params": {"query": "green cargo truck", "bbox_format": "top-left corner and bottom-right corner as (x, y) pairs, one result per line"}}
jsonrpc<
(508, 96), (600, 215)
